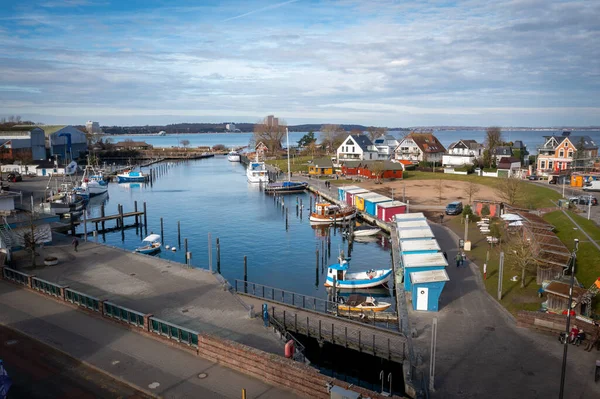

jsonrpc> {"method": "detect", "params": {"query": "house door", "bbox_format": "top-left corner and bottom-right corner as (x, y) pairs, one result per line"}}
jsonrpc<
(416, 287), (428, 310)
(42, 169), (46, 176)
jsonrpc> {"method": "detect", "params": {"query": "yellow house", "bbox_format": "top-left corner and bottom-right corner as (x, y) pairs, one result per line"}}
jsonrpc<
(308, 157), (334, 175)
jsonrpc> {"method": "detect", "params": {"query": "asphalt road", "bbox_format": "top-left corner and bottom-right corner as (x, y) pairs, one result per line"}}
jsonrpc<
(0, 324), (151, 399)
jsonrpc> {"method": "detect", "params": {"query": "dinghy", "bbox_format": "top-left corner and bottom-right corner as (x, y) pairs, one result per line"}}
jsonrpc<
(324, 256), (391, 289)
(135, 234), (162, 255)
(336, 294), (392, 313)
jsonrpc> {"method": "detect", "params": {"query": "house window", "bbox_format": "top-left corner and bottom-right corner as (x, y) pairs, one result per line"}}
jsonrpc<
(559, 150), (564, 157)
(548, 161), (553, 169)
(540, 160), (546, 169)
(564, 142), (568, 147)
(568, 150), (573, 158)
(352, 146), (355, 153)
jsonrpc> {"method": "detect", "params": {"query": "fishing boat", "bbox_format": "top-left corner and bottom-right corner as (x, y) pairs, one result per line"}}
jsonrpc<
(135, 234), (162, 255)
(246, 154), (269, 183)
(310, 202), (356, 223)
(264, 128), (308, 193)
(336, 294), (392, 313)
(227, 150), (241, 162)
(43, 191), (85, 216)
(325, 257), (392, 289)
(347, 224), (381, 237)
(79, 164), (108, 197)
(117, 170), (147, 183)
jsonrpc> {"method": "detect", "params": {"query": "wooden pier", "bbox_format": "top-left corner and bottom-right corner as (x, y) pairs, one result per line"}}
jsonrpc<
(235, 281), (407, 363)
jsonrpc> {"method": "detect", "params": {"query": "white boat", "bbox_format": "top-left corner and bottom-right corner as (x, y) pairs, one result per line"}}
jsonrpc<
(227, 150), (241, 162)
(349, 225), (381, 237)
(79, 164), (108, 197)
(325, 256), (392, 289)
(117, 170), (147, 183)
(310, 202), (356, 224)
(246, 154), (269, 183)
(135, 234), (162, 255)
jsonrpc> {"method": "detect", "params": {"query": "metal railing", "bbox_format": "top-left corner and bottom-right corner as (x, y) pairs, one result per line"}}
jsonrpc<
(2, 267), (28, 285)
(104, 301), (145, 328)
(149, 316), (199, 347)
(267, 312), (306, 362)
(31, 276), (62, 297)
(65, 288), (100, 312)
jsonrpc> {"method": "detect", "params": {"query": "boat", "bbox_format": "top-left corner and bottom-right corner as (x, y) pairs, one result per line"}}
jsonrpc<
(79, 163), (108, 197)
(336, 294), (392, 313)
(310, 202), (356, 223)
(117, 170), (147, 183)
(227, 150), (241, 162)
(347, 224), (381, 237)
(264, 128), (308, 193)
(135, 234), (162, 255)
(324, 256), (392, 289)
(43, 191), (85, 216)
(246, 154), (269, 183)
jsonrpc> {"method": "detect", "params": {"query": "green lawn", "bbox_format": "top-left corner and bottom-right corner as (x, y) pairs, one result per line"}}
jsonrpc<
(266, 156), (312, 173)
(447, 217), (543, 314)
(404, 171), (561, 209)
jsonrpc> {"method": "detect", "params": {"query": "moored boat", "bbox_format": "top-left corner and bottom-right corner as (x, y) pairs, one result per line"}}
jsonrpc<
(227, 150), (241, 162)
(117, 170), (147, 183)
(325, 257), (392, 289)
(347, 224), (381, 237)
(135, 234), (162, 255)
(80, 164), (108, 196)
(264, 128), (308, 193)
(336, 294), (392, 313)
(310, 202), (356, 223)
(246, 155), (269, 183)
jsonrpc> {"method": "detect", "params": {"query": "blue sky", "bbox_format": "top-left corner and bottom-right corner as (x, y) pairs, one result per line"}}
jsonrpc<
(0, 0), (599, 127)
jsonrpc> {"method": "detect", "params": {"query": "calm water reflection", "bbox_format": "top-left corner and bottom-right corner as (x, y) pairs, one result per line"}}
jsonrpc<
(78, 156), (393, 304)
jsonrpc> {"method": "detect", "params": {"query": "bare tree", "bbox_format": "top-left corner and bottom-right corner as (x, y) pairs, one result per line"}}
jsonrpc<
(463, 181), (481, 204)
(506, 229), (540, 288)
(435, 179), (444, 204)
(494, 176), (524, 206)
(14, 210), (51, 267)
(370, 161), (385, 183)
(366, 127), (387, 142)
(484, 127), (503, 167)
(349, 129), (363, 136)
(180, 139), (190, 150)
(320, 124), (345, 154)
(254, 116), (286, 152)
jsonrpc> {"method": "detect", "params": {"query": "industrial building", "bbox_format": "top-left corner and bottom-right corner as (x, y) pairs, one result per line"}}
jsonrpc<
(0, 126), (46, 161)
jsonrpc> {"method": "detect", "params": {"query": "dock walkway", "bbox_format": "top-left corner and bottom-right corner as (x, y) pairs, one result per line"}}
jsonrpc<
(12, 235), (285, 355)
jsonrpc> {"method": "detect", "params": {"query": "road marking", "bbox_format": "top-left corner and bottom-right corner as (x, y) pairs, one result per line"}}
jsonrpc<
(112, 360), (120, 365)
(148, 382), (160, 389)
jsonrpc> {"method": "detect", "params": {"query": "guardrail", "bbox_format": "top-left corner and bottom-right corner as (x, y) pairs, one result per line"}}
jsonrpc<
(65, 288), (100, 312)
(104, 301), (145, 328)
(149, 316), (199, 347)
(267, 311), (306, 363)
(31, 276), (62, 297)
(2, 267), (28, 286)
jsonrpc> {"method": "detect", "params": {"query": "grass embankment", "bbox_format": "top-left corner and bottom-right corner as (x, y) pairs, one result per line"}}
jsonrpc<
(404, 171), (561, 209)
(447, 217), (542, 315)
(266, 156), (313, 173)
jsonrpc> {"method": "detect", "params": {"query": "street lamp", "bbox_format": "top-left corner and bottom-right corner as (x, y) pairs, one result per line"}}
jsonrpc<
(558, 238), (579, 399)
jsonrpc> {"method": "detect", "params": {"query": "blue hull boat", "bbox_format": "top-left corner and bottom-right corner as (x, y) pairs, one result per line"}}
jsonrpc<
(325, 258), (392, 289)
(117, 171), (147, 183)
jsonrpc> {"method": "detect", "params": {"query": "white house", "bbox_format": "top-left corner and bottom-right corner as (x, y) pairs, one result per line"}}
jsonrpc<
(373, 134), (399, 160)
(442, 139), (484, 167)
(492, 146), (513, 165)
(336, 135), (378, 162)
(497, 157), (522, 177)
(394, 132), (446, 164)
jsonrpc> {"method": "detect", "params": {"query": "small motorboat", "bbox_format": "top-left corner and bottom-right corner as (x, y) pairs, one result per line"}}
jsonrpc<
(348, 224), (381, 237)
(264, 181), (309, 194)
(135, 234), (162, 255)
(324, 256), (392, 289)
(310, 202), (356, 224)
(227, 150), (241, 162)
(117, 170), (147, 183)
(336, 294), (392, 313)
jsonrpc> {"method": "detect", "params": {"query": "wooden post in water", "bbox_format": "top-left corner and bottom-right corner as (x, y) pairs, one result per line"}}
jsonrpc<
(143, 202), (148, 236)
(315, 249), (319, 287)
(134, 201), (138, 226)
(216, 238), (221, 274)
(285, 207), (288, 231)
(321, 241), (325, 272)
(177, 221), (181, 245)
(184, 238), (189, 265)
(309, 196), (312, 213)
(208, 232), (212, 273)
(119, 204), (124, 230)
(83, 210), (88, 241)
(160, 217), (164, 243)
(101, 205), (105, 231)
(243, 255), (248, 293)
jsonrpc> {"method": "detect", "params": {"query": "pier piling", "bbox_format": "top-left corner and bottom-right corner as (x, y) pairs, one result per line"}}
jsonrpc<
(208, 232), (212, 273)
(243, 255), (248, 293)
(216, 238), (221, 274)
(160, 217), (164, 243)
(143, 202), (148, 236)
(134, 201), (138, 225)
(315, 249), (319, 287)
(101, 205), (105, 231)
(119, 205), (124, 231)
(184, 238), (189, 265)
(177, 221), (181, 245)
(69, 212), (75, 236)
(83, 210), (88, 241)
(285, 207), (288, 231)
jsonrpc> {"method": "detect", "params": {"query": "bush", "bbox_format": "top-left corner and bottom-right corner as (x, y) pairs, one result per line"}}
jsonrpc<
(455, 164), (475, 173)
(462, 204), (480, 222)
(483, 167), (497, 173)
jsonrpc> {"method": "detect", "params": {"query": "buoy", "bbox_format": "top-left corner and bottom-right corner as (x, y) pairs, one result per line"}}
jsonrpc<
(165, 245), (170, 249)
(171, 247), (177, 251)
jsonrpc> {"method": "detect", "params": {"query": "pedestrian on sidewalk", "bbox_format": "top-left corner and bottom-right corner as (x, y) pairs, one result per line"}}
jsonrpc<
(72, 237), (79, 252)
(461, 251), (466, 266)
(455, 252), (461, 268)
(442, 251), (447, 260)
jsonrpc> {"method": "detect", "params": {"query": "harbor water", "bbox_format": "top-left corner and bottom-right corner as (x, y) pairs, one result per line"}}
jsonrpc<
(78, 156), (395, 306)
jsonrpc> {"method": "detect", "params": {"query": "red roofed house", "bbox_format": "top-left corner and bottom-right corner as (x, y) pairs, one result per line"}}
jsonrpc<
(394, 132), (446, 164)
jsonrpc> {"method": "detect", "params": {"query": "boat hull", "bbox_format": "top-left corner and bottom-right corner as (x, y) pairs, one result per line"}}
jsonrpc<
(227, 154), (241, 162)
(264, 181), (308, 193)
(352, 228), (381, 237)
(324, 269), (392, 289)
(310, 210), (356, 223)
(337, 303), (392, 312)
(117, 176), (146, 183)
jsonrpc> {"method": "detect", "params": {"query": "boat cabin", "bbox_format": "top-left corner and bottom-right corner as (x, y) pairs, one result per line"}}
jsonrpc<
(327, 259), (349, 282)
(314, 203), (343, 217)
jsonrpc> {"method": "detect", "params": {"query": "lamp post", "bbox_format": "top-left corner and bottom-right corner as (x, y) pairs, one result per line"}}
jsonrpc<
(558, 238), (579, 399)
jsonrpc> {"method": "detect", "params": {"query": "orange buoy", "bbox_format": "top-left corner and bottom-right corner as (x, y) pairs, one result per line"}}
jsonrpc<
(284, 340), (295, 358)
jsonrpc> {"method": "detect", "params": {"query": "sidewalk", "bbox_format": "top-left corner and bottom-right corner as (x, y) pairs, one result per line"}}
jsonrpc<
(407, 222), (600, 398)
(0, 281), (300, 399)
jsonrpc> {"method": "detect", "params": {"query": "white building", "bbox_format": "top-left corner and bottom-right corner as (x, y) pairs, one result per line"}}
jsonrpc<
(336, 135), (378, 162)
(442, 139), (484, 166)
(394, 132), (446, 164)
(373, 134), (399, 160)
(86, 121), (101, 134)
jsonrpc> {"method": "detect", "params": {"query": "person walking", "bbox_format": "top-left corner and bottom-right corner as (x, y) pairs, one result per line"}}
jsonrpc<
(443, 251), (448, 260)
(461, 251), (466, 267)
(72, 237), (79, 252)
(586, 322), (600, 352)
(455, 252), (461, 268)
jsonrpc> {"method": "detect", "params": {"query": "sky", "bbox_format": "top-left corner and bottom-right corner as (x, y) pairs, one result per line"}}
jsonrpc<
(0, 0), (599, 127)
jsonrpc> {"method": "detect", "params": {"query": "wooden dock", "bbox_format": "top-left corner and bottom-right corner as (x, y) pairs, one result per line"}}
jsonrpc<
(235, 281), (407, 363)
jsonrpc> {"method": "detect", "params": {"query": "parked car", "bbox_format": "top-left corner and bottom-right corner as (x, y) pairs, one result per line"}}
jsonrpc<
(569, 195), (598, 206)
(6, 173), (22, 182)
(445, 201), (463, 215)
(528, 175), (539, 181)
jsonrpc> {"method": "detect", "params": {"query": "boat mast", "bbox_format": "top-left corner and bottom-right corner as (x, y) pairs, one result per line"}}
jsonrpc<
(286, 128), (291, 182)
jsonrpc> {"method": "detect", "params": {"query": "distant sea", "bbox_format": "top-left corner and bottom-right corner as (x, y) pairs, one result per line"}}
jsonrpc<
(105, 130), (600, 154)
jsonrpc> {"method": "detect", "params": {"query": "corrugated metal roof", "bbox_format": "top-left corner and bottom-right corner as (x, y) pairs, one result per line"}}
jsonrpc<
(398, 227), (434, 239)
(356, 192), (384, 200)
(394, 212), (426, 221)
(410, 269), (449, 284)
(397, 220), (430, 229)
(403, 252), (448, 268)
(339, 185), (361, 192)
(345, 188), (370, 195)
(377, 201), (407, 208)
(400, 239), (441, 252)
(364, 195), (391, 203)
